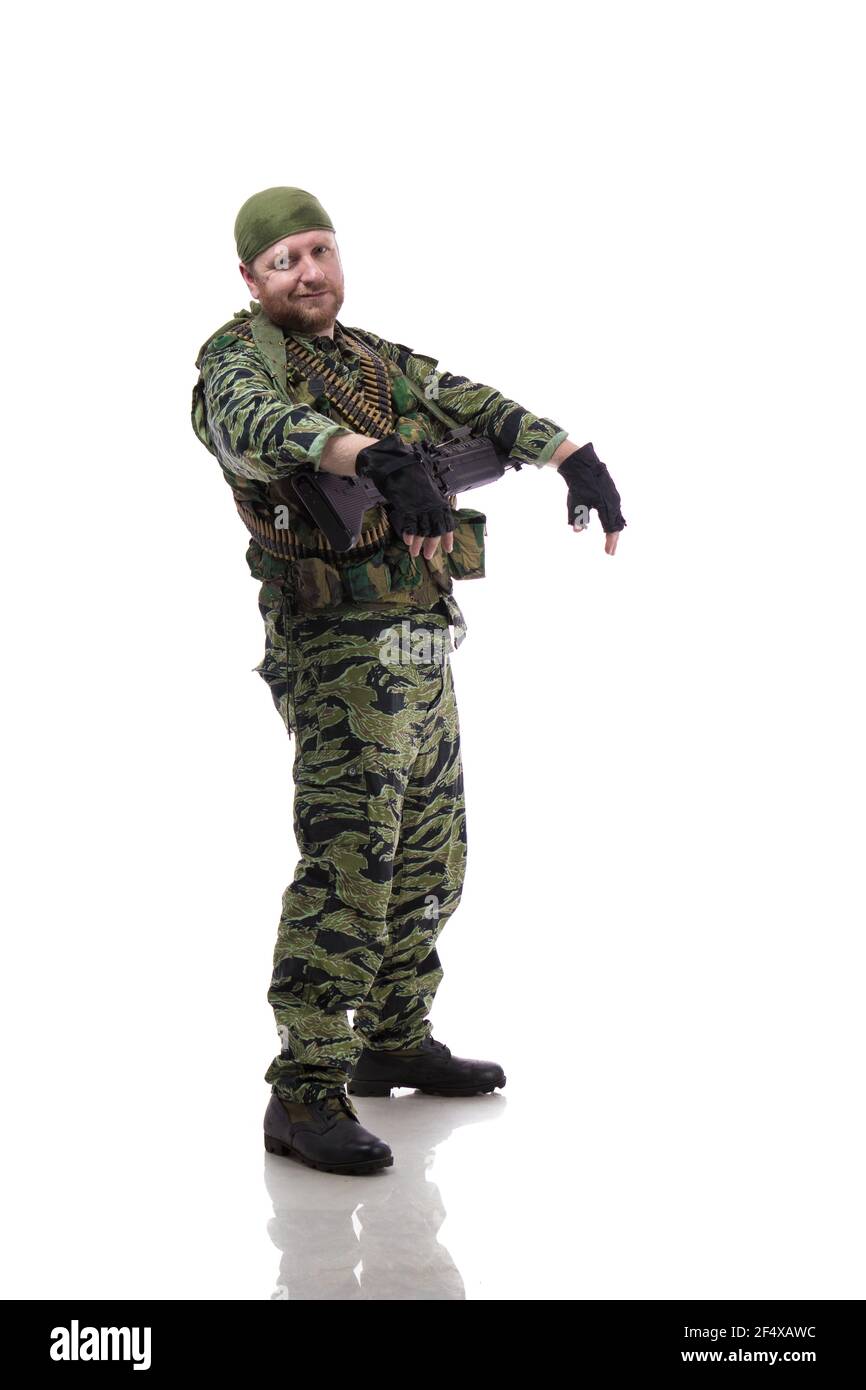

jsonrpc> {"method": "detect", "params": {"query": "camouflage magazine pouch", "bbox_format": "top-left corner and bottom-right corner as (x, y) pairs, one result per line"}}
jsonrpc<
(445, 507), (487, 581)
(268, 507), (488, 618)
(288, 548), (417, 608)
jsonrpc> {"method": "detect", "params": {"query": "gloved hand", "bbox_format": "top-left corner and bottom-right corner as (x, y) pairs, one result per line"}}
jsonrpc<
(356, 433), (455, 539)
(557, 442), (627, 533)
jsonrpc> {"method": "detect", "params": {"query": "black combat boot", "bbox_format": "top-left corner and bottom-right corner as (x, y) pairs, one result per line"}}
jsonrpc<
(348, 1037), (506, 1098)
(263, 1089), (393, 1175)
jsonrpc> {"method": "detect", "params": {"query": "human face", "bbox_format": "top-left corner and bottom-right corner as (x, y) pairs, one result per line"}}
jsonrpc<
(240, 229), (345, 336)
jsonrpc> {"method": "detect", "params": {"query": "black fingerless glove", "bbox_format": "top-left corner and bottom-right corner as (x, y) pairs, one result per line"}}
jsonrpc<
(557, 442), (627, 533)
(356, 434), (455, 538)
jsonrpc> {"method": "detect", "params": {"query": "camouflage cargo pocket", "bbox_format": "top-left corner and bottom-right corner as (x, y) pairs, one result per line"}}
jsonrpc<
(290, 556), (344, 612)
(289, 656), (326, 757)
(445, 507), (487, 580)
(341, 545), (393, 603)
(256, 653), (291, 732)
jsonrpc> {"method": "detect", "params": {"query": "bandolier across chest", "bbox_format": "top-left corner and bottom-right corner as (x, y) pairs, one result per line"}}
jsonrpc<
(222, 316), (459, 565)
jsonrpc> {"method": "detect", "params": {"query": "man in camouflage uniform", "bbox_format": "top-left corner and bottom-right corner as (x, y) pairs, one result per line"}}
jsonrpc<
(191, 187), (625, 1175)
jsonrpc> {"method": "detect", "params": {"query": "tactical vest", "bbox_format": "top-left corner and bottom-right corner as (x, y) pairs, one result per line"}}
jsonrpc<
(191, 305), (488, 620)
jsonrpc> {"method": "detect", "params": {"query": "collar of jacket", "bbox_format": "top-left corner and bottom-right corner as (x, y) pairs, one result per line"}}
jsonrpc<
(248, 304), (356, 394)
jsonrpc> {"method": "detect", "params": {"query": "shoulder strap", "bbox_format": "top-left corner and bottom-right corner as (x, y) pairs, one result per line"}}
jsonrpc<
(398, 371), (463, 432)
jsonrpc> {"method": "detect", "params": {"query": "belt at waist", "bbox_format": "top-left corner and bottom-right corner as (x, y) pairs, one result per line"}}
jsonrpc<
(235, 498), (389, 562)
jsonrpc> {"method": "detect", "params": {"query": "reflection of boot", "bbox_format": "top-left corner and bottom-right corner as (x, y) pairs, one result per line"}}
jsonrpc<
(264, 1090), (393, 1175)
(349, 1037), (506, 1098)
(265, 1093), (504, 1299)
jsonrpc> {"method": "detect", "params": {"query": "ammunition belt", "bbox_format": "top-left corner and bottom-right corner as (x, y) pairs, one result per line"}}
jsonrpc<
(235, 498), (391, 563)
(283, 326), (396, 438)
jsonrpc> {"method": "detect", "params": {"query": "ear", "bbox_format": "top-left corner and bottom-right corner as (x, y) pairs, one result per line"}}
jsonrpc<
(239, 261), (259, 298)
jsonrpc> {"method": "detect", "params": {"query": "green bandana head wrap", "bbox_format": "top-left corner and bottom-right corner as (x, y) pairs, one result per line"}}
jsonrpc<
(234, 187), (335, 265)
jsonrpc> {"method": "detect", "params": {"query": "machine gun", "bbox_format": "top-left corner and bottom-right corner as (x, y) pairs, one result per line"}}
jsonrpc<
(287, 428), (521, 551)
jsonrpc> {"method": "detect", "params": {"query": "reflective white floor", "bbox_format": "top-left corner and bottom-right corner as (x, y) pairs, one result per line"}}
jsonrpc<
(263, 1090), (501, 1302)
(4, 811), (865, 1300)
(5, 1018), (864, 1302)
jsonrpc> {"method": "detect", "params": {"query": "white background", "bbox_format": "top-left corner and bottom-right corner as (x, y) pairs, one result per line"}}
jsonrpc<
(2, 0), (864, 1300)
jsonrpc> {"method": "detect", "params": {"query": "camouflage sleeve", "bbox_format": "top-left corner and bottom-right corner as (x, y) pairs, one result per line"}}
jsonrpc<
(359, 331), (569, 468)
(200, 338), (352, 482)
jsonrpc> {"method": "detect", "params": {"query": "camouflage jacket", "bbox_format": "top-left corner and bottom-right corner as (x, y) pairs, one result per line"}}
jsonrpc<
(190, 301), (568, 627)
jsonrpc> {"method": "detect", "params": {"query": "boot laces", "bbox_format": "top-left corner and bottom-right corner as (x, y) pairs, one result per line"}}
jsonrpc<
(320, 1091), (358, 1122)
